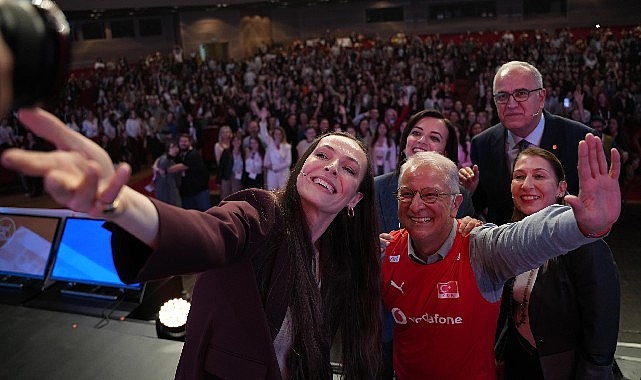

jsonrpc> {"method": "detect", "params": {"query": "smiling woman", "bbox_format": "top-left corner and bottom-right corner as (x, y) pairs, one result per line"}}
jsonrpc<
(510, 149), (567, 218)
(297, 135), (366, 223)
(375, 109), (475, 239)
(496, 146), (620, 379)
(1, 108), (383, 380)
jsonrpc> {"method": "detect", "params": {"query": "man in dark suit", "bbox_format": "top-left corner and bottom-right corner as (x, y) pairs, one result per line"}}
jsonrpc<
(460, 61), (594, 225)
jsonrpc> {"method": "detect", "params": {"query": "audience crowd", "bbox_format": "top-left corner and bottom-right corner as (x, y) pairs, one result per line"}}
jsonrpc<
(2, 24), (641, 197)
(0, 22), (633, 379)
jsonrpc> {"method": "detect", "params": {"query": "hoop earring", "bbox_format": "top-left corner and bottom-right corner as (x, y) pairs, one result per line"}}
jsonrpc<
(347, 205), (355, 218)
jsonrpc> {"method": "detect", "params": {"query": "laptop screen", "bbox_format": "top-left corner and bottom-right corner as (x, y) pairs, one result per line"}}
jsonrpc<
(51, 217), (140, 290)
(0, 212), (62, 279)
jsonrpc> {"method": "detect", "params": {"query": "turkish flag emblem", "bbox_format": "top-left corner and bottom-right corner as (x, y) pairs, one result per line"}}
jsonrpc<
(437, 281), (460, 299)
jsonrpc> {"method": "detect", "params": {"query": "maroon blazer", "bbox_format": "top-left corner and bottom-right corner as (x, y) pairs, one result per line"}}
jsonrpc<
(112, 189), (294, 379)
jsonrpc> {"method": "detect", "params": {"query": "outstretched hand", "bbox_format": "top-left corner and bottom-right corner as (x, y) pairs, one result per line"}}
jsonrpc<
(1, 108), (131, 216)
(564, 133), (621, 235)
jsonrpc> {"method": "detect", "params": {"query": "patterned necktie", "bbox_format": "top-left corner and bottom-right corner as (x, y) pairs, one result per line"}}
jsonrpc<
(509, 139), (533, 171)
(517, 139), (532, 152)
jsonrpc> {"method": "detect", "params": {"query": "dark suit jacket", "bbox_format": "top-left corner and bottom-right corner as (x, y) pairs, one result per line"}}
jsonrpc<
(496, 239), (620, 379)
(470, 111), (595, 224)
(112, 189), (292, 379)
(374, 171), (475, 233)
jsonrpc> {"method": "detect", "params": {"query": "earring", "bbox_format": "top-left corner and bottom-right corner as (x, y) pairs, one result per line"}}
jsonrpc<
(347, 205), (355, 218)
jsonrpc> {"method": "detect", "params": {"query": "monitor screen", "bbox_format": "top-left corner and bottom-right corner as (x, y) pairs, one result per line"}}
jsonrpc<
(51, 217), (140, 290)
(0, 212), (62, 279)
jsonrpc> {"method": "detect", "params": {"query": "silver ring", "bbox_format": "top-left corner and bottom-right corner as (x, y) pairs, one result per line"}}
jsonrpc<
(101, 199), (119, 213)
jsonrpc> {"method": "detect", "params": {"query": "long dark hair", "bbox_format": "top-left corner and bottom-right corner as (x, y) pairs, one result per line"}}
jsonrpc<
(277, 132), (382, 379)
(246, 135), (265, 158)
(395, 109), (459, 175)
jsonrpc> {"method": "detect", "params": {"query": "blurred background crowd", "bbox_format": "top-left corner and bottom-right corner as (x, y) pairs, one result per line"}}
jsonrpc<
(1, 24), (640, 199)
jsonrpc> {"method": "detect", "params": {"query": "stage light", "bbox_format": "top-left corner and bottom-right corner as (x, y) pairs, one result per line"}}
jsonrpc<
(156, 298), (190, 341)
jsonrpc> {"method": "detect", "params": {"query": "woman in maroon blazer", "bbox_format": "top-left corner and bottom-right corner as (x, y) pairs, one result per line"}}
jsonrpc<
(3, 108), (383, 380)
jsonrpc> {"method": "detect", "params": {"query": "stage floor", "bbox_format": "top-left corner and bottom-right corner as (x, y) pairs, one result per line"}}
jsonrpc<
(0, 303), (183, 380)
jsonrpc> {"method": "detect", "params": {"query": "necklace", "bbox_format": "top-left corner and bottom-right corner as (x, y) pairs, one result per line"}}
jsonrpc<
(514, 269), (536, 328)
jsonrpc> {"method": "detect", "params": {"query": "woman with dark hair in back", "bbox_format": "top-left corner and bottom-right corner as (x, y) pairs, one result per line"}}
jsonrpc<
(369, 121), (397, 176)
(242, 135), (265, 190)
(216, 131), (244, 201)
(375, 109), (474, 234)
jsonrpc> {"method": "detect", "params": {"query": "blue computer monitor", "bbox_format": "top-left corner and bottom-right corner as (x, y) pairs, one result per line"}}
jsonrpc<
(0, 212), (62, 279)
(51, 217), (140, 290)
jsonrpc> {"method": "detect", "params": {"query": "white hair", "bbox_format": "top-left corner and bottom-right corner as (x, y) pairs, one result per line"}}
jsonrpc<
(493, 61), (543, 89)
(399, 152), (459, 193)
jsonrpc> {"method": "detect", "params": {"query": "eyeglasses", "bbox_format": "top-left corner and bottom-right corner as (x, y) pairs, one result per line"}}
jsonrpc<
(493, 88), (542, 104)
(394, 187), (459, 205)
